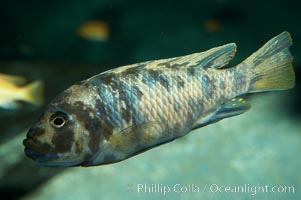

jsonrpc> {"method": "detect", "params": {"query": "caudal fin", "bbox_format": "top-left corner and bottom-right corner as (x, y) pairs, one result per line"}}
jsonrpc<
(22, 80), (44, 106)
(242, 31), (295, 93)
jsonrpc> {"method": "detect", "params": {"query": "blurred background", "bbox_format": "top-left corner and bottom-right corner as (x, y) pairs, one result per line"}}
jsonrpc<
(0, 0), (300, 199)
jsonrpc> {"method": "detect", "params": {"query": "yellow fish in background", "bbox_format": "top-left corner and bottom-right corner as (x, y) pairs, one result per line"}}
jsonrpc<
(24, 32), (294, 167)
(0, 73), (44, 109)
(77, 21), (110, 42)
(203, 19), (223, 33)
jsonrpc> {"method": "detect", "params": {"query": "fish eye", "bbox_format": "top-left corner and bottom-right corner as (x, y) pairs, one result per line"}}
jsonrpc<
(50, 111), (68, 128)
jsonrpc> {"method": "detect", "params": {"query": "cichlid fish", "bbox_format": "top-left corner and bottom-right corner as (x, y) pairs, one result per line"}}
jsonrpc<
(23, 32), (295, 167)
(0, 73), (44, 109)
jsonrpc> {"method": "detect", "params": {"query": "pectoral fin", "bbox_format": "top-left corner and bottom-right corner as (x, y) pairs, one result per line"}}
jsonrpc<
(109, 121), (165, 153)
(192, 97), (251, 130)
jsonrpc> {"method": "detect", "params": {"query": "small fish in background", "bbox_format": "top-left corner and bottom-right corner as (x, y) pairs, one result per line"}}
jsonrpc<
(0, 73), (44, 109)
(24, 32), (294, 167)
(77, 21), (110, 42)
(203, 18), (223, 33)
(203, 7), (245, 33)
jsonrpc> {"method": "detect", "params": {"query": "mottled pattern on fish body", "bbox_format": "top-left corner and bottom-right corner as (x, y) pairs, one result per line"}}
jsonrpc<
(89, 62), (246, 137)
(70, 51), (251, 165)
(23, 32), (295, 167)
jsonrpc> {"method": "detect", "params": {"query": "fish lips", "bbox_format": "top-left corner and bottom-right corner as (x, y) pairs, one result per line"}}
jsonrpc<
(23, 138), (58, 162)
(24, 146), (58, 161)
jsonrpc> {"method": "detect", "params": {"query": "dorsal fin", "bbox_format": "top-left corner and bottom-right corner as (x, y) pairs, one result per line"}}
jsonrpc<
(97, 42), (237, 74)
(152, 43), (237, 69)
(194, 43), (237, 69)
(0, 73), (26, 85)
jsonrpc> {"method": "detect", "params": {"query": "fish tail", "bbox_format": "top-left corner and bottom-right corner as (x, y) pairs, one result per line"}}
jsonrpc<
(22, 80), (44, 106)
(241, 31), (295, 92)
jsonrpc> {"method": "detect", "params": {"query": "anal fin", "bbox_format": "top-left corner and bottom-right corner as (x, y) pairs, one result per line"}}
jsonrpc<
(192, 97), (251, 130)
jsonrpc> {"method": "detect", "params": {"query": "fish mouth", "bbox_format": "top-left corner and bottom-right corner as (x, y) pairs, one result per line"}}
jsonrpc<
(24, 147), (58, 161)
(23, 138), (36, 149)
(23, 138), (84, 167)
(23, 138), (58, 161)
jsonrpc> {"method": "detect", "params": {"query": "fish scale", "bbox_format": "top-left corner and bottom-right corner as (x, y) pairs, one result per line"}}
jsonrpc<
(134, 70), (199, 136)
